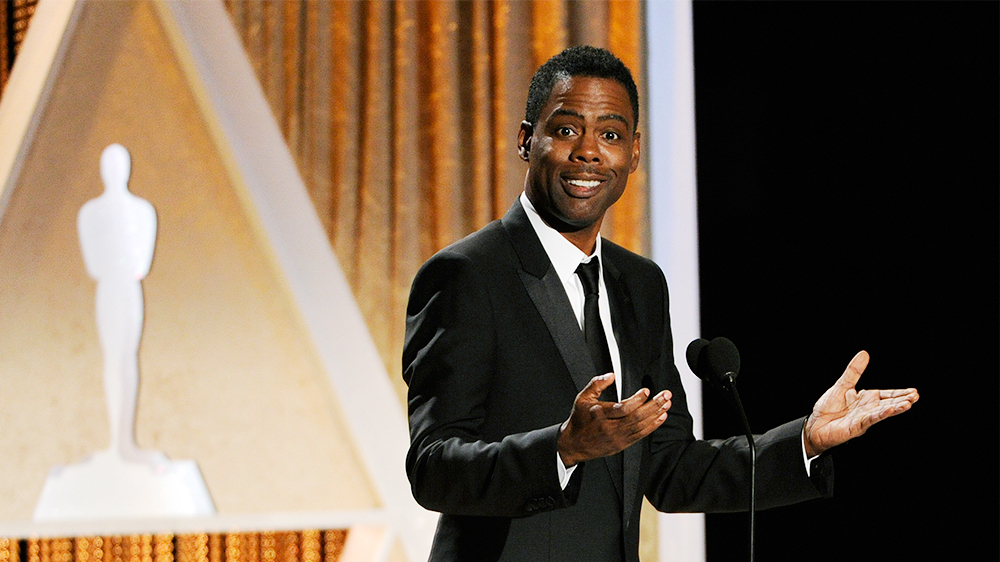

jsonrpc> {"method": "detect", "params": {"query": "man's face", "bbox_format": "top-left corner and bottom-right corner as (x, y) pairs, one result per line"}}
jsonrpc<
(519, 75), (640, 243)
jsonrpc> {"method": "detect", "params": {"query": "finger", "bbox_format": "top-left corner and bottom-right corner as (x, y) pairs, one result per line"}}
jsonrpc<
(623, 404), (670, 440)
(876, 388), (919, 400)
(608, 388), (673, 418)
(836, 350), (870, 389)
(580, 373), (616, 403)
(607, 387), (654, 417)
(616, 391), (672, 426)
(856, 396), (917, 431)
(881, 395), (917, 415)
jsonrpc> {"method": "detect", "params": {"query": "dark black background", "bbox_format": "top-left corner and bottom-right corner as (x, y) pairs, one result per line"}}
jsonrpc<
(691, 2), (998, 560)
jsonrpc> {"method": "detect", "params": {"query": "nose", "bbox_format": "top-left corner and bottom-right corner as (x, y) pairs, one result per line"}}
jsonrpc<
(570, 131), (601, 163)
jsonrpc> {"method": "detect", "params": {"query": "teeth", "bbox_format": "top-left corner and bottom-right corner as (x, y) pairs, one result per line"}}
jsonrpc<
(566, 179), (601, 188)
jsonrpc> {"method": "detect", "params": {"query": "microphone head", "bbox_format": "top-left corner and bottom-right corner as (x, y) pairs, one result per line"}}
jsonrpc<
(685, 338), (710, 378)
(686, 337), (740, 386)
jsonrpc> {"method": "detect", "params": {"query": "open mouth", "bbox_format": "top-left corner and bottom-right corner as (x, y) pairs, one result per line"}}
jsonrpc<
(566, 178), (602, 189)
(562, 176), (607, 197)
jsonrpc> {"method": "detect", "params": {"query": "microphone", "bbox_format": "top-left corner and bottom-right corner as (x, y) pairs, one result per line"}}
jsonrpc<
(685, 336), (740, 388)
(686, 337), (756, 562)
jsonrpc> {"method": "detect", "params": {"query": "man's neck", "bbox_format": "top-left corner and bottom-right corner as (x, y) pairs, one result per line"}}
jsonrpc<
(560, 228), (600, 255)
(521, 194), (603, 255)
(520, 192), (602, 262)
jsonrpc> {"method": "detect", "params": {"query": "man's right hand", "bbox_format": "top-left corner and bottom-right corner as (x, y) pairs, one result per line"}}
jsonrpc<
(557, 373), (671, 467)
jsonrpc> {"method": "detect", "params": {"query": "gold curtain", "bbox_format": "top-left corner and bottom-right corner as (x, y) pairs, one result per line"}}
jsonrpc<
(0, 532), (348, 562)
(222, 0), (647, 403)
(1, 3), (6, 91)
(0, 0), (40, 94)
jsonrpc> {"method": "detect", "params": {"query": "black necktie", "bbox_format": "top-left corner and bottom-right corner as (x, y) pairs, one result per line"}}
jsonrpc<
(577, 257), (624, 495)
(576, 258), (616, 403)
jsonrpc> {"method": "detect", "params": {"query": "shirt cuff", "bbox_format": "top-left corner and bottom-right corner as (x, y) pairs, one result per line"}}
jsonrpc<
(557, 452), (577, 489)
(801, 427), (819, 477)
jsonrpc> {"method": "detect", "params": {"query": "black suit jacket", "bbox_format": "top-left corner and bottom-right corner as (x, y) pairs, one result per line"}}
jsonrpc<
(404, 200), (832, 562)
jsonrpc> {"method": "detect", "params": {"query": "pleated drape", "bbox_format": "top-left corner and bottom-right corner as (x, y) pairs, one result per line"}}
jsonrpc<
(1, 4), (6, 92)
(0, 0), (40, 94)
(0, 532), (349, 562)
(222, 0), (647, 403)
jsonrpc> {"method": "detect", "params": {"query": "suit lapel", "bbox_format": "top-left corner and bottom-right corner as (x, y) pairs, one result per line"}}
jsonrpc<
(502, 200), (597, 394)
(515, 266), (628, 503)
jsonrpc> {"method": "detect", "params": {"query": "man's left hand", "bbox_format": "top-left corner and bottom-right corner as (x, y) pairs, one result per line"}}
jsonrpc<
(803, 350), (919, 457)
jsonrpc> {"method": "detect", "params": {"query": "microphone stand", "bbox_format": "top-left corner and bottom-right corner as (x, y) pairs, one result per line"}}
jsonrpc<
(723, 373), (755, 562)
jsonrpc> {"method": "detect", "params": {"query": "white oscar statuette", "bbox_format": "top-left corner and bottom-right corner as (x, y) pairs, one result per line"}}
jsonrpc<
(34, 144), (215, 520)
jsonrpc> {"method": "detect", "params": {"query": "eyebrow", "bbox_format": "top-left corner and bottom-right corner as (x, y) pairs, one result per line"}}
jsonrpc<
(550, 108), (629, 127)
(597, 113), (629, 126)
(551, 108), (585, 121)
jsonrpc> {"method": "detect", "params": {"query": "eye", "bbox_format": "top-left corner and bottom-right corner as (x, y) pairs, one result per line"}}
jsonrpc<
(556, 126), (575, 137)
(602, 131), (621, 142)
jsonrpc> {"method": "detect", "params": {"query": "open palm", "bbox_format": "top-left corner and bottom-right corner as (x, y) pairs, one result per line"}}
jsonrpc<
(803, 351), (919, 457)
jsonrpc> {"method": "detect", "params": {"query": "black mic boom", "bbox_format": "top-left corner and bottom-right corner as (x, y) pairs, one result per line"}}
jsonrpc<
(685, 336), (756, 562)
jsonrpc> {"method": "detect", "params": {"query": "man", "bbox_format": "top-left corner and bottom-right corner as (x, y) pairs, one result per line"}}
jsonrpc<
(403, 46), (917, 562)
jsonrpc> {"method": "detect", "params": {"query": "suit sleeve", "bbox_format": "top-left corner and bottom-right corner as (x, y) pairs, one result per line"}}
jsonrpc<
(403, 251), (581, 518)
(639, 269), (834, 513)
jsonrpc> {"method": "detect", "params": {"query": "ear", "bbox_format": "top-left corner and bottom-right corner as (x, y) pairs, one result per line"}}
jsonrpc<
(517, 121), (533, 162)
(629, 131), (641, 174)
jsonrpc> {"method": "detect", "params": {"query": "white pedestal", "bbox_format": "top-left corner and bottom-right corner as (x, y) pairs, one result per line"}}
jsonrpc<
(34, 450), (215, 520)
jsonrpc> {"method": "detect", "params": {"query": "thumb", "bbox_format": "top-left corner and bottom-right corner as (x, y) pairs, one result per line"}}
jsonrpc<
(836, 350), (870, 390)
(581, 373), (615, 402)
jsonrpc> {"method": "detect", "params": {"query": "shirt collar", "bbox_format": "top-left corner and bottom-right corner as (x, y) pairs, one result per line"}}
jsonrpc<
(520, 192), (602, 281)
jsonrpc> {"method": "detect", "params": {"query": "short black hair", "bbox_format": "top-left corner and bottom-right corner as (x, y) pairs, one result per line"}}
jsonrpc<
(524, 45), (639, 131)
